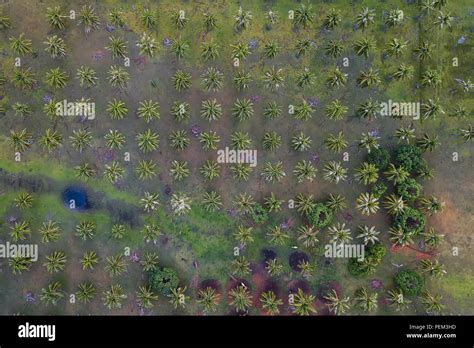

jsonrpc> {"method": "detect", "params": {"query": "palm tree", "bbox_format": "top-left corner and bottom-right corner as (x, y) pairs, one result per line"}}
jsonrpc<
(385, 9), (404, 27)
(104, 130), (126, 150)
(203, 12), (217, 32)
(171, 101), (190, 122)
(328, 223), (352, 245)
(417, 133), (440, 152)
(9, 34), (32, 56)
(419, 196), (444, 215)
(260, 291), (283, 315)
(263, 66), (284, 91)
(325, 132), (348, 153)
(263, 42), (279, 59)
(200, 160), (220, 181)
(395, 126), (415, 143)
(169, 130), (189, 150)
(232, 98), (254, 122)
(171, 37), (189, 59)
(170, 160), (190, 181)
(76, 66), (98, 87)
(140, 192), (160, 213)
(263, 102), (282, 119)
(265, 258), (283, 277)
(10, 129), (32, 153)
(81, 251), (99, 270)
(414, 40), (434, 61)
(326, 193), (347, 212)
(105, 254), (128, 277)
(354, 37), (376, 58)
(323, 161), (348, 184)
(234, 225), (254, 246)
(231, 131), (252, 150)
(106, 35), (128, 59)
(324, 289), (350, 315)
(261, 161), (285, 183)
(292, 288), (316, 316)
(265, 9), (279, 25)
(385, 38), (408, 57)
(136, 286), (158, 309)
(422, 227), (444, 249)
(109, 9), (125, 27)
(355, 287), (378, 312)
(0, 11), (11, 29)
(44, 251), (67, 273)
(14, 192), (34, 209)
(355, 7), (375, 30)
(40, 282), (64, 305)
(384, 194), (406, 215)
(171, 10), (188, 30)
(140, 252), (159, 272)
(294, 100), (314, 121)
(293, 160), (317, 183)
(76, 283), (96, 303)
(39, 129), (62, 152)
(39, 220), (61, 243)
(200, 99), (222, 122)
(262, 132), (282, 151)
(389, 226), (414, 247)
(449, 105), (468, 118)
(387, 289), (411, 312)
(136, 160), (157, 180)
(111, 224), (126, 239)
(228, 285), (253, 313)
(137, 100), (160, 123)
(142, 223), (161, 242)
(294, 193), (315, 216)
(233, 70), (252, 90)
(356, 226), (380, 245)
(294, 3), (313, 28)
(141, 8), (156, 29)
(266, 226), (289, 246)
(325, 40), (344, 58)
(136, 129), (159, 153)
(231, 42), (250, 60)
(296, 69), (315, 89)
(354, 162), (379, 185)
(9, 257), (32, 274)
(298, 260), (314, 279)
(231, 164), (252, 181)
(325, 99), (347, 120)
(75, 163), (96, 180)
(103, 284), (127, 309)
(45, 67), (68, 88)
(357, 98), (380, 120)
(44, 35), (66, 58)
(231, 256), (251, 276)
(78, 5), (100, 33)
(234, 7), (252, 31)
(200, 40), (219, 60)
(459, 125), (473, 142)
(233, 193), (255, 214)
(358, 132), (380, 153)
(202, 191), (222, 212)
(297, 225), (319, 248)
(433, 11), (453, 30)
(46, 6), (66, 29)
(393, 64), (414, 80)
(384, 164), (409, 184)
(12, 68), (37, 89)
(324, 8), (341, 29)
(12, 102), (32, 117)
(76, 221), (96, 240)
(199, 131), (220, 150)
(201, 67), (224, 92)
(198, 287), (220, 313)
(170, 192), (192, 216)
(356, 192), (379, 216)
(137, 33), (157, 57)
(108, 65), (129, 88)
(172, 70), (192, 91)
(264, 193), (283, 212)
(357, 68), (381, 88)
(70, 128), (92, 152)
(421, 69), (442, 88)
(419, 259), (446, 278)
(295, 38), (311, 58)
(420, 291), (444, 314)
(421, 98), (444, 119)
(10, 221), (31, 241)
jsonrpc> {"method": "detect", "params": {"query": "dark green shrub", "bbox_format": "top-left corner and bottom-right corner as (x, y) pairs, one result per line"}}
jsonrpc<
(393, 207), (426, 236)
(250, 204), (269, 224)
(306, 203), (333, 229)
(149, 267), (179, 296)
(367, 147), (390, 170)
(371, 182), (387, 198)
(395, 145), (423, 172)
(396, 178), (422, 201)
(348, 242), (386, 276)
(395, 269), (424, 296)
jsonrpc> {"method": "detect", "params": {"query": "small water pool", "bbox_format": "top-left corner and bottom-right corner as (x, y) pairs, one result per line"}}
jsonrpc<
(61, 186), (89, 210)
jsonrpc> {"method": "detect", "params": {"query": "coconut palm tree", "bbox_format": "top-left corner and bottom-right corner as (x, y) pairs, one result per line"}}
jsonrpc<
(141, 8), (156, 29)
(136, 159), (157, 180)
(38, 129), (61, 152)
(355, 287), (378, 312)
(357, 68), (381, 88)
(325, 99), (347, 120)
(108, 65), (129, 88)
(9, 34), (32, 56)
(263, 66), (284, 91)
(11, 68), (37, 89)
(9, 129), (32, 153)
(78, 5), (100, 33)
(203, 12), (217, 32)
(10, 221), (31, 242)
(385, 9), (404, 27)
(111, 224), (126, 239)
(355, 7), (375, 30)
(328, 223), (352, 245)
(103, 284), (127, 309)
(142, 223), (161, 242)
(202, 191), (222, 212)
(323, 161), (348, 184)
(260, 291), (283, 315)
(389, 226), (414, 247)
(104, 130), (126, 150)
(395, 126), (416, 143)
(40, 281), (64, 305)
(297, 225), (319, 248)
(45, 67), (68, 88)
(421, 98), (444, 119)
(140, 252), (159, 272)
(263, 102), (281, 119)
(0, 11), (11, 29)
(171, 37), (189, 59)
(420, 259), (446, 278)
(231, 163), (252, 181)
(12, 102), (32, 117)
(200, 40), (219, 60)
(75, 162), (96, 180)
(293, 160), (317, 183)
(326, 193), (347, 212)
(324, 8), (341, 29)
(105, 254), (128, 277)
(171, 101), (190, 122)
(266, 258), (283, 277)
(136, 286), (158, 309)
(39, 220), (61, 243)
(76, 283), (96, 304)
(136, 129), (159, 153)
(170, 192), (192, 216)
(234, 225), (254, 246)
(385, 39), (407, 59)
(46, 6), (66, 29)
(414, 40), (434, 61)
(420, 291), (444, 314)
(170, 160), (190, 181)
(106, 35), (128, 59)
(292, 288), (316, 316)
(324, 289), (350, 315)
(417, 133), (440, 152)
(422, 227), (444, 249)
(44, 251), (67, 273)
(459, 125), (473, 142)
(356, 192), (379, 216)
(419, 196), (444, 215)
(197, 287), (220, 313)
(263, 42), (280, 59)
(324, 132), (348, 153)
(354, 162), (379, 185)
(296, 69), (315, 89)
(171, 10), (188, 30)
(230, 131), (252, 150)
(137, 33), (157, 57)
(76, 66), (98, 87)
(234, 7), (252, 31)
(231, 41), (250, 60)
(294, 193), (315, 216)
(81, 251), (99, 270)
(232, 98), (254, 122)
(293, 100), (313, 121)
(354, 37), (376, 58)
(200, 99), (222, 122)
(383, 194), (406, 215)
(357, 98), (380, 120)
(109, 8), (124, 27)
(201, 67), (224, 92)
(9, 257), (32, 274)
(233, 70), (252, 90)
(325, 40), (344, 58)
(231, 256), (251, 276)
(261, 131), (281, 151)
(358, 132), (380, 153)
(139, 192), (160, 213)
(137, 100), (160, 123)
(228, 285), (252, 312)
(70, 129), (92, 152)
(169, 130), (189, 150)
(264, 193), (283, 212)
(44, 35), (66, 58)
(298, 260), (314, 279)
(421, 69), (442, 88)
(387, 288), (411, 311)
(357, 226), (380, 245)
(266, 226), (289, 246)
(233, 193), (255, 214)
(392, 63), (414, 80)
(14, 192), (33, 209)
(294, 3), (313, 29)
(261, 161), (285, 183)
(172, 70), (192, 91)
(433, 11), (453, 30)
(384, 164), (409, 184)
(295, 38), (312, 58)
(265, 9), (279, 25)
(450, 104), (468, 118)
(76, 221), (96, 240)
(200, 160), (220, 181)
(199, 131), (220, 150)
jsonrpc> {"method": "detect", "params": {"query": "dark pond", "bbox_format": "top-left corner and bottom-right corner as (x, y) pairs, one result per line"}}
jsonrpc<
(61, 186), (89, 210)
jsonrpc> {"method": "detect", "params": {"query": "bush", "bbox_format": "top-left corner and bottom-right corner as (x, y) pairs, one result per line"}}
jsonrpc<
(395, 145), (423, 172)
(371, 182), (387, 198)
(250, 204), (268, 224)
(393, 207), (426, 236)
(149, 267), (179, 296)
(367, 147), (390, 170)
(396, 178), (422, 201)
(395, 269), (424, 296)
(348, 242), (386, 276)
(306, 203), (333, 229)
